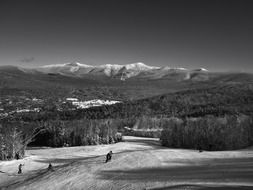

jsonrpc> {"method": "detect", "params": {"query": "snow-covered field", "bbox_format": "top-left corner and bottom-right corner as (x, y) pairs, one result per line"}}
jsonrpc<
(0, 136), (253, 190)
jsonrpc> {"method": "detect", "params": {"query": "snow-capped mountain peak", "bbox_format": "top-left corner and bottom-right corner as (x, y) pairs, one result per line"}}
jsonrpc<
(41, 63), (66, 68)
(98, 64), (125, 76)
(41, 62), (94, 68)
(64, 62), (94, 68)
(99, 64), (124, 70)
(124, 62), (159, 70)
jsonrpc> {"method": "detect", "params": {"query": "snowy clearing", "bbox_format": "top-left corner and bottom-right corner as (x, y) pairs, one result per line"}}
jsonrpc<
(0, 136), (253, 190)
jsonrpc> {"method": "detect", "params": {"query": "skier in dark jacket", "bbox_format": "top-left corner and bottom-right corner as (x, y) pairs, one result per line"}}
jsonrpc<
(18, 164), (24, 174)
(48, 163), (53, 171)
(105, 151), (113, 163)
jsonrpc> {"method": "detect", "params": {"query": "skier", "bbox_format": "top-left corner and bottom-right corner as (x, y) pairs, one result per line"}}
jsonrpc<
(18, 164), (24, 174)
(105, 151), (113, 163)
(48, 163), (53, 171)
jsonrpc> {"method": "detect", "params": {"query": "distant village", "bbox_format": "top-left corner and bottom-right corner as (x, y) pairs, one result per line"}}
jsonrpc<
(0, 95), (120, 118)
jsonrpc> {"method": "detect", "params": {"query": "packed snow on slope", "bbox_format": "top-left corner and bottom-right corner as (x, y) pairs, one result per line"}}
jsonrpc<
(0, 136), (253, 190)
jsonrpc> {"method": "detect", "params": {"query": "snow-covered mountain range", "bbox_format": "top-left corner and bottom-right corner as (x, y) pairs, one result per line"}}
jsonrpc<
(35, 62), (208, 80)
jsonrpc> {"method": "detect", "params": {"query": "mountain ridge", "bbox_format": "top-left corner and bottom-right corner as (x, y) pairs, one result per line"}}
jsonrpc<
(31, 62), (209, 80)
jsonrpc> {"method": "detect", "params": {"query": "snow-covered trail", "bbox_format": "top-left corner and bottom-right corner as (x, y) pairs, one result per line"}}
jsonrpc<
(1, 136), (253, 190)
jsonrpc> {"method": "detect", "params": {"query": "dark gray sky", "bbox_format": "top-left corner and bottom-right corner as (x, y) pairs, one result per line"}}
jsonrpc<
(0, 0), (252, 72)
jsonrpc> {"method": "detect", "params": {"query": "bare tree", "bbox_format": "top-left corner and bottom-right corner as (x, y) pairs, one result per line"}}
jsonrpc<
(0, 122), (45, 160)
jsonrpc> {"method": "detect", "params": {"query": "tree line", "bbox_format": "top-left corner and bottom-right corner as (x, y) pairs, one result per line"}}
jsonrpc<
(160, 115), (253, 151)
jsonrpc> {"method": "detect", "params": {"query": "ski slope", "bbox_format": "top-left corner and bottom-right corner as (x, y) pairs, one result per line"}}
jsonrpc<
(0, 136), (253, 190)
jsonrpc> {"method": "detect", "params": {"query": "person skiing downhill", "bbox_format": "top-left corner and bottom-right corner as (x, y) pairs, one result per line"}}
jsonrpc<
(105, 151), (113, 163)
(18, 164), (24, 174)
(48, 163), (53, 171)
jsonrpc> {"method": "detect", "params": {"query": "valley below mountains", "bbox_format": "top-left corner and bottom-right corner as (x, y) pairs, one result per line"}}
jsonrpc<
(1, 62), (253, 117)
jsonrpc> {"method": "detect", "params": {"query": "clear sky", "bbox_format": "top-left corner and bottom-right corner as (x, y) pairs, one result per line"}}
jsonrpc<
(0, 0), (252, 72)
